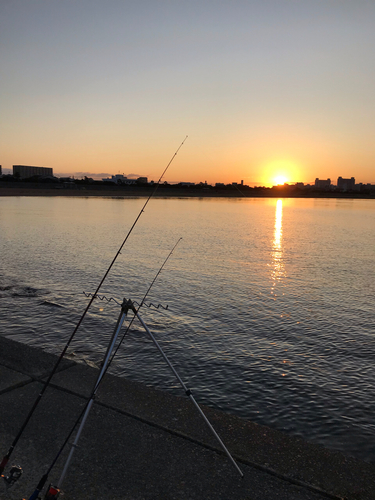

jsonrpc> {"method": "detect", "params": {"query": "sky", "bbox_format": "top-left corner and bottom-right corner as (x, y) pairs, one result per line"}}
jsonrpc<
(1, 0), (374, 186)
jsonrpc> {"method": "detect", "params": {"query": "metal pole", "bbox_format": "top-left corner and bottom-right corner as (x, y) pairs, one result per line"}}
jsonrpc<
(134, 310), (244, 477)
(57, 300), (130, 488)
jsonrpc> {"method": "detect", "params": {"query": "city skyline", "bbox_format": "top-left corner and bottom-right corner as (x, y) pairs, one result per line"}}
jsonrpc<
(1, 1), (375, 186)
(3, 164), (373, 189)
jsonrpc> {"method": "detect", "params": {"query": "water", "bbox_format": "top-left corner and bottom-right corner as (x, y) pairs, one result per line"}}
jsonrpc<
(1, 195), (374, 462)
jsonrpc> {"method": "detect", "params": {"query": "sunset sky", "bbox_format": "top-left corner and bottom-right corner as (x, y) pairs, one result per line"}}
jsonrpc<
(1, 1), (374, 186)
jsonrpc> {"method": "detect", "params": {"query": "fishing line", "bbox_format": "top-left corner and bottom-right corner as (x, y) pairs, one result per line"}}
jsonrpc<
(0, 137), (187, 477)
(26, 238), (182, 500)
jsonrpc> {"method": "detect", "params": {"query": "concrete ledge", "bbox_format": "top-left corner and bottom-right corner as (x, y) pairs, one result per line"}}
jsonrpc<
(0, 335), (75, 379)
(0, 365), (31, 393)
(51, 364), (374, 500)
(0, 335), (373, 499)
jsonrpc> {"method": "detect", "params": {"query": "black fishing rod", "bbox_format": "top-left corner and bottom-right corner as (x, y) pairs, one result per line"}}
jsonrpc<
(27, 238), (183, 500)
(0, 137), (188, 478)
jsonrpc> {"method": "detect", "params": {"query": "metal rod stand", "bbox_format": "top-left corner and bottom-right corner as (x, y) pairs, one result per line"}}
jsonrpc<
(54, 295), (242, 496)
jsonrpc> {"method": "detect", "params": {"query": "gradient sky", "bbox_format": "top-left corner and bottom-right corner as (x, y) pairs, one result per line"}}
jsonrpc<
(1, 0), (374, 185)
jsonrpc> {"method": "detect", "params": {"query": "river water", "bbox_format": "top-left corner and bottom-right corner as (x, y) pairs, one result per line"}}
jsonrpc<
(0, 195), (374, 462)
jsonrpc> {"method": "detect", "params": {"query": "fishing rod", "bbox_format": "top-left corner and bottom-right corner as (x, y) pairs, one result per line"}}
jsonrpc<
(26, 238), (183, 500)
(0, 137), (188, 479)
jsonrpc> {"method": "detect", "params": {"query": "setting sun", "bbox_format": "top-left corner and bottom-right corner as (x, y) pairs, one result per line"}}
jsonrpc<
(257, 159), (301, 187)
(273, 175), (288, 185)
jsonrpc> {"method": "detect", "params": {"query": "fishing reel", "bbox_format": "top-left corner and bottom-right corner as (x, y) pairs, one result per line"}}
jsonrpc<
(2, 464), (23, 488)
(44, 484), (60, 499)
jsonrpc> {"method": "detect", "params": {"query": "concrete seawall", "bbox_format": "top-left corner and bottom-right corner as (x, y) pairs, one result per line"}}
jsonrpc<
(0, 336), (373, 499)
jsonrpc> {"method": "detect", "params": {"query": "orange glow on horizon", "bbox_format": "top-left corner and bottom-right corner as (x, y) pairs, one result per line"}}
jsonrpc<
(273, 175), (288, 185)
(258, 159), (301, 187)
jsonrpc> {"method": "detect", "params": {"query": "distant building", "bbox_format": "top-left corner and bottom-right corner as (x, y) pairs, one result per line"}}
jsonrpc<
(136, 177), (148, 184)
(102, 174), (127, 184)
(315, 178), (331, 189)
(337, 177), (355, 191)
(13, 165), (53, 179)
(0, 165), (2, 176)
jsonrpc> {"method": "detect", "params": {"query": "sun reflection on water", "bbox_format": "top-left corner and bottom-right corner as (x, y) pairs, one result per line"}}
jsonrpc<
(274, 199), (283, 249)
(271, 199), (286, 291)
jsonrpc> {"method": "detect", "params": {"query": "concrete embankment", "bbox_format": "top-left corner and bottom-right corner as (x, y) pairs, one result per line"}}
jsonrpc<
(0, 335), (373, 499)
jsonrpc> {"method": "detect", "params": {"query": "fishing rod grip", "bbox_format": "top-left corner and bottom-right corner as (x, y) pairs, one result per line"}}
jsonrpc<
(27, 473), (48, 500)
(28, 489), (41, 500)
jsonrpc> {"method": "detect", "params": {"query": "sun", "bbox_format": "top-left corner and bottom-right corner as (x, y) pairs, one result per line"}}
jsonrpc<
(258, 159), (300, 187)
(273, 175), (288, 185)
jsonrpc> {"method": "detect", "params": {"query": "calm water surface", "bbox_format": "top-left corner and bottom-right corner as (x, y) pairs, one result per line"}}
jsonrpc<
(0, 196), (374, 462)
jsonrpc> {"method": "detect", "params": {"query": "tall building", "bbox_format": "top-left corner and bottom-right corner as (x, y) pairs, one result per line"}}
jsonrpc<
(13, 165), (53, 179)
(337, 177), (355, 191)
(315, 178), (331, 189)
